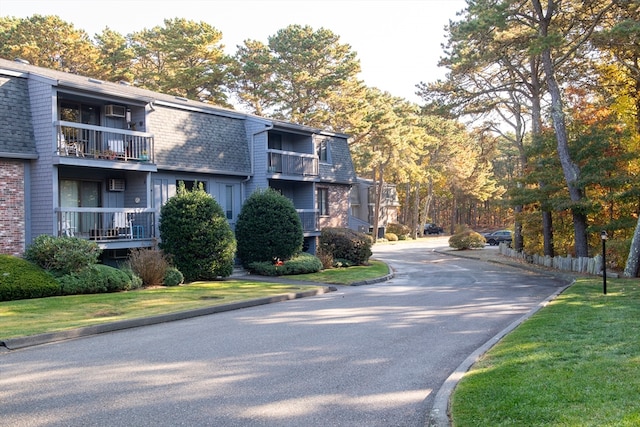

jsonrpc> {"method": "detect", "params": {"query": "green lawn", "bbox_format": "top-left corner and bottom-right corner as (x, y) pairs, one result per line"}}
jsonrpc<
(450, 277), (640, 426)
(0, 261), (388, 340)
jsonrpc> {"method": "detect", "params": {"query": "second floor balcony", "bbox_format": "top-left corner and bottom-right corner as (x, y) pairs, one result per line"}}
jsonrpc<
(268, 149), (318, 177)
(56, 121), (154, 163)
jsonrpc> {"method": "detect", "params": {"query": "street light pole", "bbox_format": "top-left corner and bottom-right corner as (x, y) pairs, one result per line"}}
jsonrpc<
(601, 230), (608, 295)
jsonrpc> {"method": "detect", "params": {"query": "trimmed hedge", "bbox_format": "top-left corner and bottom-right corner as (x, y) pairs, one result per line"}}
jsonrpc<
(235, 188), (303, 267)
(0, 255), (60, 301)
(247, 252), (323, 276)
(58, 264), (138, 295)
(319, 227), (372, 266)
(159, 182), (236, 281)
(24, 235), (101, 276)
(163, 267), (184, 286)
(449, 227), (486, 249)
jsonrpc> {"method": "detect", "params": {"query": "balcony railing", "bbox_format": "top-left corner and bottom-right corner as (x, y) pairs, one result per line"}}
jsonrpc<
(297, 209), (319, 233)
(56, 121), (154, 162)
(268, 150), (318, 176)
(56, 207), (155, 242)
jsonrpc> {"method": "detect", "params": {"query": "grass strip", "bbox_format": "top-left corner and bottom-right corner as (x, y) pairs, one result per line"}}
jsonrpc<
(0, 280), (319, 339)
(450, 278), (640, 426)
(292, 260), (389, 284)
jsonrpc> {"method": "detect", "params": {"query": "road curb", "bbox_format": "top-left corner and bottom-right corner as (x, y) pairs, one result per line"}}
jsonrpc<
(426, 249), (574, 426)
(1, 286), (336, 351)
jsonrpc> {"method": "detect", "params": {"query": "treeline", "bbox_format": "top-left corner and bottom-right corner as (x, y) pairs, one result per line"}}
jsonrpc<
(2, 2), (639, 272)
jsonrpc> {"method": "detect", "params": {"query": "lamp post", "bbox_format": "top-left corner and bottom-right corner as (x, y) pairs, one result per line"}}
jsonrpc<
(601, 230), (608, 295)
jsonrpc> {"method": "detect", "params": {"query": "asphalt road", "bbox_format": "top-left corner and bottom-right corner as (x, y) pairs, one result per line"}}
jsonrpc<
(1, 238), (568, 426)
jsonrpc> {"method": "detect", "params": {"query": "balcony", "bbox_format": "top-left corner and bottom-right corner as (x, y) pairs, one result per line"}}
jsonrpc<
(297, 209), (319, 233)
(267, 150), (318, 177)
(56, 121), (154, 163)
(56, 207), (155, 249)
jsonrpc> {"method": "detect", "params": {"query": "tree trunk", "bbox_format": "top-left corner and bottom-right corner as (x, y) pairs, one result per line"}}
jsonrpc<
(624, 217), (640, 277)
(412, 182), (420, 239)
(535, 0), (589, 257)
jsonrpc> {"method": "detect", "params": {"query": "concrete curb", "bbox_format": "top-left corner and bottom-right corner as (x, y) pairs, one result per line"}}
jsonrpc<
(426, 249), (575, 426)
(1, 286), (336, 351)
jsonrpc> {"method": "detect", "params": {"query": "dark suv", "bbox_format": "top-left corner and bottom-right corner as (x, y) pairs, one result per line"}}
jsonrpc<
(483, 229), (512, 246)
(424, 223), (443, 235)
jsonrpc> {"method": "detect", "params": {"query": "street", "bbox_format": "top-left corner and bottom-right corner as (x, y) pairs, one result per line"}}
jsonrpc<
(1, 238), (567, 426)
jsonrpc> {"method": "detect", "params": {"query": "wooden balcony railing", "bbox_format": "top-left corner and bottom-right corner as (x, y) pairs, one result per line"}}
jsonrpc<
(56, 121), (154, 162)
(56, 208), (155, 242)
(267, 150), (318, 176)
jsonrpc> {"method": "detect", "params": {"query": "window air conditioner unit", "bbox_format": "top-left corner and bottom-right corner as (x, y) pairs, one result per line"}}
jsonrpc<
(105, 105), (126, 118)
(108, 178), (126, 192)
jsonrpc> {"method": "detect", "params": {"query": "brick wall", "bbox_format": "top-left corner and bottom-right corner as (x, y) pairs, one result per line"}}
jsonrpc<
(318, 184), (351, 229)
(0, 160), (26, 255)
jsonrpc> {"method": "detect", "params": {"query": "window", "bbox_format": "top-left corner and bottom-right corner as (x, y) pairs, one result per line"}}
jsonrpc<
(317, 187), (329, 216)
(317, 140), (329, 162)
(178, 180), (207, 192)
(225, 185), (233, 220)
(268, 133), (282, 150)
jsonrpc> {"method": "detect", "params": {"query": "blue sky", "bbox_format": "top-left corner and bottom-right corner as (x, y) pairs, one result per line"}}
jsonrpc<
(1, 0), (467, 104)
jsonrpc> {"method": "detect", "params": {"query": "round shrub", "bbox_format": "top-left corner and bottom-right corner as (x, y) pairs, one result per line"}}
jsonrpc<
(449, 227), (486, 250)
(0, 254), (60, 301)
(235, 188), (303, 268)
(58, 264), (133, 295)
(319, 227), (372, 266)
(384, 232), (398, 241)
(24, 235), (101, 276)
(386, 223), (410, 239)
(163, 267), (184, 286)
(159, 182), (236, 281)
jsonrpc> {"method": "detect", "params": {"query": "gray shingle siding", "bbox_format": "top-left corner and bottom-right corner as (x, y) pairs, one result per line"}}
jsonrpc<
(28, 78), (56, 238)
(317, 135), (357, 184)
(150, 106), (251, 175)
(0, 75), (37, 158)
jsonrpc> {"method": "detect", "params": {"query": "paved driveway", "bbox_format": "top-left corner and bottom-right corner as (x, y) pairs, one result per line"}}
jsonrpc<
(1, 238), (568, 426)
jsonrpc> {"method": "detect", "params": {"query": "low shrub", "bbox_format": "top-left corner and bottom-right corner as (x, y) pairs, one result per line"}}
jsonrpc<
(58, 264), (134, 295)
(24, 235), (101, 276)
(247, 253), (323, 276)
(163, 267), (184, 286)
(449, 226), (486, 250)
(121, 267), (143, 290)
(386, 223), (410, 239)
(319, 227), (372, 266)
(127, 248), (169, 287)
(384, 232), (398, 241)
(315, 247), (334, 269)
(0, 255), (60, 301)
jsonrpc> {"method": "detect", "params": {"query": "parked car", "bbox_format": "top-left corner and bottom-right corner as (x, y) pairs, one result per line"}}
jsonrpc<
(424, 223), (444, 235)
(483, 229), (512, 246)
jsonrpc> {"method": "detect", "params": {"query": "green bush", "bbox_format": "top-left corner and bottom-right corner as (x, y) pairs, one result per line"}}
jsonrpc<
(449, 227), (486, 250)
(163, 267), (184, 286)
(127, 247), (169, 287)
(235, 188), (303, 268)
(0, 255), (60, 301)
(24, 235), (101, 276)
(319, 227), (372, 266)
(386, 223), (410, 239)
(159, 182), (236, 281)
(247, 252), (322, 276)
(58, 264), (134, 295)
(384, 232), (398, 241)
(121, 267), (143, 290)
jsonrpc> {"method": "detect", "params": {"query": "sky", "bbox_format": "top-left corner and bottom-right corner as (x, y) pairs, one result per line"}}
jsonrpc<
(0, 0), (467, 104)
